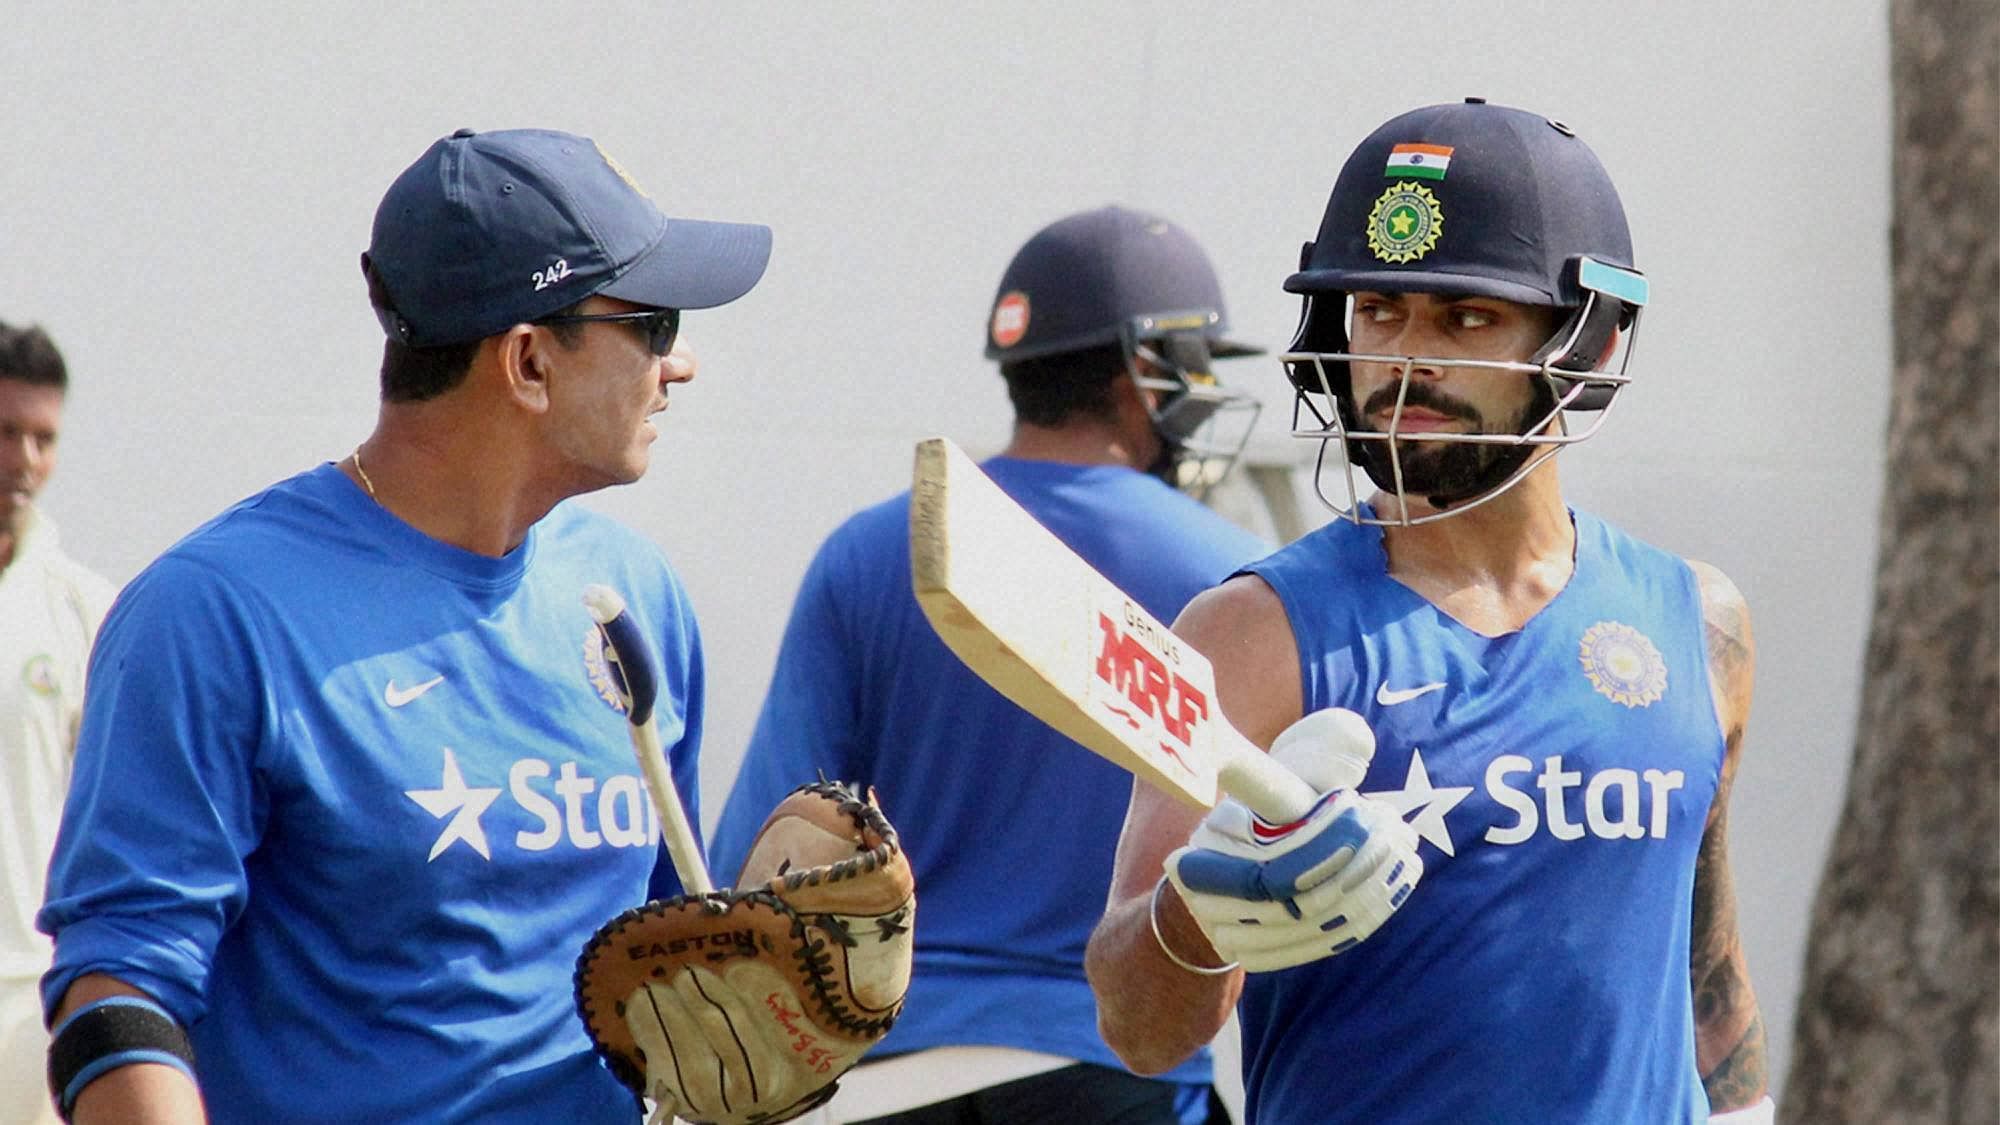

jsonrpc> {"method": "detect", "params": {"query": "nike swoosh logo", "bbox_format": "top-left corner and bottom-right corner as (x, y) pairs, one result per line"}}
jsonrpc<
(1376, 681), (1446, 706)
(384, 675), (446, 708)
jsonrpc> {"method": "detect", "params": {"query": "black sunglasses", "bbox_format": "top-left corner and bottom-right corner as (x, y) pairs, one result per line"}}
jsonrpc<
(532, 307), (681, 357)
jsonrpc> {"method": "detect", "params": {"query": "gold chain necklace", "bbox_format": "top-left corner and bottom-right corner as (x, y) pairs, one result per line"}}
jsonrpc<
(351, 449), (379, 501)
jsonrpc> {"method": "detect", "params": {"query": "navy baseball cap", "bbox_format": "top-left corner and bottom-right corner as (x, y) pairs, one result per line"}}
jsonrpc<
(984, 205), (1260, 362)
(1285, 98), (1636, 309)
(365, 128), (773, 347)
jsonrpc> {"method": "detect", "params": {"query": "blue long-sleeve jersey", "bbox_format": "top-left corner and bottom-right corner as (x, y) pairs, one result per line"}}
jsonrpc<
(41, 464), (703, 1124)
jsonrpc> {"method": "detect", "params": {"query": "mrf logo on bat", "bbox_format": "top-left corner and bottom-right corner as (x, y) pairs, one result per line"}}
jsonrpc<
(1085, 589), (1209, 777)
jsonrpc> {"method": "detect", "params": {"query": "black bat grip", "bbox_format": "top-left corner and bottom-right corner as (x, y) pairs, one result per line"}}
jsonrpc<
(597, 608), (659, 728)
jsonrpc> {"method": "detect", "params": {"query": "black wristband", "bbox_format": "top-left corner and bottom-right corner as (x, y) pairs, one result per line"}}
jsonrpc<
(47, 995), (197, 1122)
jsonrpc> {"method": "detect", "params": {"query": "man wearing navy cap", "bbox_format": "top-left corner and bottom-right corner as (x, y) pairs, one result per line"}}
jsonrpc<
(38, 129), (770, 1124)
(710, 205), (1268, 1124)
(1087, 100), (1774, 1123)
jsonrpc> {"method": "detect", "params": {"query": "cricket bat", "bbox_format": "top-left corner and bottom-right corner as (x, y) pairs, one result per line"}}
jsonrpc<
(909, 437), (1318, 824)
(582, 584), (715, 895)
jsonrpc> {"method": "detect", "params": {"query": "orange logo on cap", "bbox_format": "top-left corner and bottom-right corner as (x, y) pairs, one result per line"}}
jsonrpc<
(991, 291), (1031, 349)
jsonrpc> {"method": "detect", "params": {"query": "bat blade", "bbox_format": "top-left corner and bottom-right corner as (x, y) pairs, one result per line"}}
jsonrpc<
(909, 437), (1316, 823)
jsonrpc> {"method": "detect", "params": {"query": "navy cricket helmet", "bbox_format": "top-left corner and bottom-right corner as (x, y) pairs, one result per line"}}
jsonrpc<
(1282, 99), (1651, 523)
(985, 206), (1265, 494)
(985, 205), (1258, 362)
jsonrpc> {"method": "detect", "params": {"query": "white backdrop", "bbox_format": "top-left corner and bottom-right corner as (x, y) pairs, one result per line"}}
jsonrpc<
(2, 1), (1889, 1104)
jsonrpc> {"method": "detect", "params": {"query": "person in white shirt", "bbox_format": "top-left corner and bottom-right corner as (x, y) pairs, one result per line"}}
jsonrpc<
(0, 320), (116, 1125)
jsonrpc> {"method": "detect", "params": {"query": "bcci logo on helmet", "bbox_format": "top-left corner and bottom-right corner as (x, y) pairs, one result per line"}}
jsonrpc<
(1366, 182), (1444, 264)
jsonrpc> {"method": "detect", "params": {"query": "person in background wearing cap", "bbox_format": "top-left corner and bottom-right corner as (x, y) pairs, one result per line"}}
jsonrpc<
(0, 321), (116, 1125)
(37, 128), (771, 1125)
(708, 206), (1268, 1125)
(1086, 99), (1773, 1124)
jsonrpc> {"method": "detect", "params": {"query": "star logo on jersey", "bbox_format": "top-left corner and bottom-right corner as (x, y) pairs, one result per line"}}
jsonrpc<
(405, 748), (502, 861)
(1366, 747), (1473, 856)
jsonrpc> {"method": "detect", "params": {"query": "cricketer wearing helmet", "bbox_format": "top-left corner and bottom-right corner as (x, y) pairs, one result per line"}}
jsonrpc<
(711, 206), (1271, 1124)
(984, 206), (1265, 496)
(1283, 98), (1650, 524)
(1086, 101), (1773, 1124)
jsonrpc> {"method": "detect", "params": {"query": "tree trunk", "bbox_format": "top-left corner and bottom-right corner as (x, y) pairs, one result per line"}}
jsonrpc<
(1781, 0), (1998, 1121)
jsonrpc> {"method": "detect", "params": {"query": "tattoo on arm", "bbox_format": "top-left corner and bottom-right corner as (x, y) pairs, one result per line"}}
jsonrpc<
(1690, 793), (1733, 962)
(1702, 1011), (1769, 1111)
(1692, 813), (1769, 1104)
(1687, 565), (1767, 1109)
(1690, 797), (1747, 1021)
(1690, 762), (1769, 1108)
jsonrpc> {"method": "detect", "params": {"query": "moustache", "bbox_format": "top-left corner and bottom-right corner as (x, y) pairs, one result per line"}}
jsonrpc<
(1360, 381), (1481, 424)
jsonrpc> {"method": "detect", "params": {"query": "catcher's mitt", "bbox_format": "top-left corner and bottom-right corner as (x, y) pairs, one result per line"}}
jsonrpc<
(576, 780), (915, 1125)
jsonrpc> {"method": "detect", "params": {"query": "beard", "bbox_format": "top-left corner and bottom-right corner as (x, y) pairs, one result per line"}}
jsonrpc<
(1365, 439), (1506, 499)
(1353, 379), (1536, 502)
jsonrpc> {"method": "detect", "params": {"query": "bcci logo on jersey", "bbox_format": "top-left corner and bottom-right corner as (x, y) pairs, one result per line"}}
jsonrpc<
(1578, 620), (1668, 708)
(583, 626), (629, 714)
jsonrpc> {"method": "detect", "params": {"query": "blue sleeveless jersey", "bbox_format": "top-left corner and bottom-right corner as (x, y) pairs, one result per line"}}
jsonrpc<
(1237, 508), (1720, 1124)
(710, 458), (1269, 1108)
(41, 464), (704, 1123)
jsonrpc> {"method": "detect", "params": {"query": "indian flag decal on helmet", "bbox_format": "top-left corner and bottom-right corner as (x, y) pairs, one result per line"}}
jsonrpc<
(1385, 143), (1453, 181)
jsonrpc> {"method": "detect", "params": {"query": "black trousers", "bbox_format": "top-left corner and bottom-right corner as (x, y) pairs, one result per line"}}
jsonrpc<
(846, 1062), (1232, 1125)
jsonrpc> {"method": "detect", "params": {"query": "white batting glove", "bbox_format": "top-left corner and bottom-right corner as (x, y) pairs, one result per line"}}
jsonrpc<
(1164, 709), (1422, 972)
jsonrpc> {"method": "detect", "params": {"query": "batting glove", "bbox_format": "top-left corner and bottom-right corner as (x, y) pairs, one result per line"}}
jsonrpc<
(1164, 709), (1422, 972)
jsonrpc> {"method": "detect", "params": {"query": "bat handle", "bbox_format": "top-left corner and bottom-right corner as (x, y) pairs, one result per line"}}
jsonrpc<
(1217, 737), (1323, 825)
(583, 585), (716, 896)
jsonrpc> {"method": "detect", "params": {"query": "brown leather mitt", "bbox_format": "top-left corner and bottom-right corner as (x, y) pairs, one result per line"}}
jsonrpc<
(576, 780), (915, 1125)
